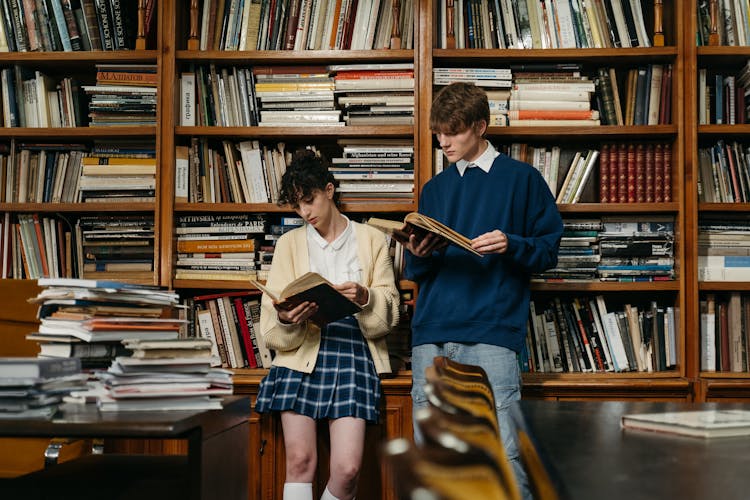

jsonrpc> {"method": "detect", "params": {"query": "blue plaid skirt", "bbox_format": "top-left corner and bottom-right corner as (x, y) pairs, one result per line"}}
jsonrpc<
(254, 316), (381, 423)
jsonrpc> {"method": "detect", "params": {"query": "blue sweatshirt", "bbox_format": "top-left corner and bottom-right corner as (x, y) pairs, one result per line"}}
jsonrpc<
(404, 153), (563, 353)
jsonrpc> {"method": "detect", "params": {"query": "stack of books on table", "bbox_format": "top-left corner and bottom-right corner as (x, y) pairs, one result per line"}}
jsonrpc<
(75, 215), (155, 282)
(96, 338), (232, 412)
(433, 67), (511, 126)
(0, 357), (87, 419)
(509, 64), (598, 127)
(331, 139), (414, 200)
(332, 63), (415, 126)
(82, 64), (158, 127)
(26, 278), (183, 370)
(174, 214), (266, 282)
(253, 66), (340, 127)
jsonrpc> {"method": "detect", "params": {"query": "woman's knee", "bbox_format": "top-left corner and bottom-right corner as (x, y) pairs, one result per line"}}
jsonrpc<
(329, 459), (360, 487)
(286, 448), (317, 479)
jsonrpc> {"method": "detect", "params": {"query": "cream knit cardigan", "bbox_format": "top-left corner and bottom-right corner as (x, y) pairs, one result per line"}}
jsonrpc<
(259, 222), (400, 374)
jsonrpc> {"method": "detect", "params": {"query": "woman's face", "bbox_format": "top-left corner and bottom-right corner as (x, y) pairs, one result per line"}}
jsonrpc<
(292, 182), (336, 230)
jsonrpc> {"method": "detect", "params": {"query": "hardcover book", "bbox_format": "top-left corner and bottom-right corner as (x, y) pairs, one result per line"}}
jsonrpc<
(251, 272), (362, 327)
(621, 409), (750, 438)
(367, 213), (481, 257)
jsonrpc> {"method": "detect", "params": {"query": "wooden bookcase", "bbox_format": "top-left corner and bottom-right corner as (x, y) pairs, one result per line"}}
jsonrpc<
(6, 0), (750, 497)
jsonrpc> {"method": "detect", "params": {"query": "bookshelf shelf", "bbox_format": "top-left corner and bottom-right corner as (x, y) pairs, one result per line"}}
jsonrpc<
(175, 49), (415, 63)
(697, 124), (750, 135)
(557, 202), (680, 213)
(698, 282), (750, 291)
(486, 125), (678, 138)
(0, 127), (158, 138)
(531, 281), (680, 292)
(697, 202), (750, 211)
(433, 47), (679, 62)
(174, 126), (414, 138)
(0, 203), (155, 213)
(0, 51), (159, 64)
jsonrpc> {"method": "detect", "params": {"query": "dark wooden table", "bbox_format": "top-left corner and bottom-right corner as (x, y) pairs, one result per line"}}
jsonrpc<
(0, 396), (251, 500)
(519, 400), (750, 500)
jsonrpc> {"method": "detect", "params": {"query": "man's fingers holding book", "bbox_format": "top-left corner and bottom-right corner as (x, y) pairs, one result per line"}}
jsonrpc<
(407, 232), (447, 257)
(471, 230), (508, 255)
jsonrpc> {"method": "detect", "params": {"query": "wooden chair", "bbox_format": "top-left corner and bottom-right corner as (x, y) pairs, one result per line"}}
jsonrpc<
(427, 359), (496, 411)
(382, 438), (510, 500)
(508, 404), (561, 500)
(414, 406), (522, 500)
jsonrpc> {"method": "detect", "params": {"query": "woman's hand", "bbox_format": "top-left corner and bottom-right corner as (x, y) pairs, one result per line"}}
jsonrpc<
(275, 300), (318, 324)
(334, 281), (369, 306)
(472, 229), (508, 255)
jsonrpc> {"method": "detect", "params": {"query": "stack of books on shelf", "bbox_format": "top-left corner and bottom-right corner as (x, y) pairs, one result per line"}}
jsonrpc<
(597, 215), (675, 282)
(698, 215), (750, 281)
(26, 277), (182, 372)
(78, 153), (157, 204)
(83, 64), (158, 127)
(534, 219), (602, 283)
(332, 139), (414, 199)
(191, 290), (271, 369)
(75, 215), (155, 282)
(435, 0), (651, 49)
(509, 64), (599, 127)
(96, 337), (233, 412)
(332, 63), (415, 126)
(256, 216), (305, 281)
(0, 357), (86, 419)
(525, 296), (677, 374)
(433, 67), (511, 126)
(697, 140), (750, 203)
(175, 214), (266, 282)
(700, 292), (750, 373)
(254, 65), (339, 127)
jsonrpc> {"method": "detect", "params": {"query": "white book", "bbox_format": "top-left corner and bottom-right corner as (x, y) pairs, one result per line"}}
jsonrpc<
(629, 0), (651, 47)
(621, 410), (750, 438)
(570, 150), (600, 203)
(666, 306), (677, 368)
(596, 296), (630, 373)
(646, 65), (663, 125)
(588, 298), (614, 372)
(509, 99), (590, 111)
(610, 0), (632, 47)
(175, 145), (189, 203)
(238, 140), (269, 203)
(553, 0), (578, 48)
(180, 72), (196, 126)
(511, 89), (591, 102)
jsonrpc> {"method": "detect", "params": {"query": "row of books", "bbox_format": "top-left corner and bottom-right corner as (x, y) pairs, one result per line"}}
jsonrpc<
(525, 296), (678, 374)
(698, 215), (750, 281)
(435, 0), (653, 49)
(698, 140), (750, 203)
(534, 216), (675, 283)
(180, 63), (415, 128)
(82, 64), (157, 127)
(1, 213), (155, 281)
(700, 292), (750, 373)
(198, 0), (414, 51)
(697, 0), (750, 46)
(0, 0), (155, 53)
(190, 290), (271, 370)
(698, 62), (750, 125)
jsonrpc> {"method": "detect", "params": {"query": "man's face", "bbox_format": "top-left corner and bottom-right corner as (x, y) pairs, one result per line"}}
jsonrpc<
(433, 121), (486, 164)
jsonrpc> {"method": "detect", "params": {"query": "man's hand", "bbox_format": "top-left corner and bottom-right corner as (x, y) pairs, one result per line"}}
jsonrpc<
(402, 232), (448, 258)
(472, 229), (508, 255)
(275, 300), (318, 324)
(334, 281), (369, 306)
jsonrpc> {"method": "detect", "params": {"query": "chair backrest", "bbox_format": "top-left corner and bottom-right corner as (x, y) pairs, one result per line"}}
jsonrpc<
(382, 438), (511, 500)
(423, 378), (500, 436)
(415, 406), (522, 500)
(427, 362), (496, 410)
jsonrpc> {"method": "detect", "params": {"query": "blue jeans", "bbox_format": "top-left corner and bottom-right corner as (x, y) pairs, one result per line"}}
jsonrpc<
(411, 342), (532, 500)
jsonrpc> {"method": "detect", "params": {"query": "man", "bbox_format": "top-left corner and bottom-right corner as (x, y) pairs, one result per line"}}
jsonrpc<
(402, 82), (563, 498)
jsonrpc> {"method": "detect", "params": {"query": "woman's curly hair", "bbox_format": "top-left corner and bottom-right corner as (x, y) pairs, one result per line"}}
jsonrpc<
(277, 149), (340, 208)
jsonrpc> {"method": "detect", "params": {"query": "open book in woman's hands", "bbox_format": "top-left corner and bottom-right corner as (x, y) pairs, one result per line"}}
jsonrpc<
(367, 213), (481, 256)
(250, 272), (362, 327)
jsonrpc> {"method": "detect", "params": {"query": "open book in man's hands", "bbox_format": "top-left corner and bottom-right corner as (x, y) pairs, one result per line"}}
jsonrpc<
(250, 272), (362, 327)
(367, 213), (481, 256)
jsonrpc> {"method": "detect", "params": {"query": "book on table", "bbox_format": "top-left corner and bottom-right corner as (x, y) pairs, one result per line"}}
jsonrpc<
(250, 272), (362, 327)
(367, 213), (481, 256)
(0, 357), (81, 380)
(621, 409), (750, 438)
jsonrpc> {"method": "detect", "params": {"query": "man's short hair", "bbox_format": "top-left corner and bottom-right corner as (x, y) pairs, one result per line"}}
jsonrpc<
(429, 82), (490, 135)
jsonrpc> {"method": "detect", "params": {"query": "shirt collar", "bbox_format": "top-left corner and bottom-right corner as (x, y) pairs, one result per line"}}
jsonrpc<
(455, 140), (499, 176)
(307, 215), (351, 250)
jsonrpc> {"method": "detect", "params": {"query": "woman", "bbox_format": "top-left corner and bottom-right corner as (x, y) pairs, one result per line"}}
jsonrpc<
(254, 149), (400, 500)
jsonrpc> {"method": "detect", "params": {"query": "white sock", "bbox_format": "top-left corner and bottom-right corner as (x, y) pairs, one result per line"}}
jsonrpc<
(320, 486), (342, 500)
(283, 482), (313, 500)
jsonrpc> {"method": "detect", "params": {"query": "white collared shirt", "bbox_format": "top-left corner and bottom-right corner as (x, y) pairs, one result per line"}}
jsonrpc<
(455, 140), (500, 176)
(306, 215), (363, 285)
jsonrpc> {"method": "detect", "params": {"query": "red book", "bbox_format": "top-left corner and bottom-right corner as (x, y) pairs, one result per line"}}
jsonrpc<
(663, 143), (672, 202)
(32, 214), (50, 278)
(654, 144), (665, 202)
(719, 301), (730, 372)
(233, 297), (258, 368)
(608, 144), (619, 203)
(635, 144), (646, 202)
(283, 0), (302, 50)
(645, 144), (655, 203)
(617, 144), (628, 203)
(626, 144), (636, 203)
(599, 144), (610, 203)
(253, 65), (329, 76)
